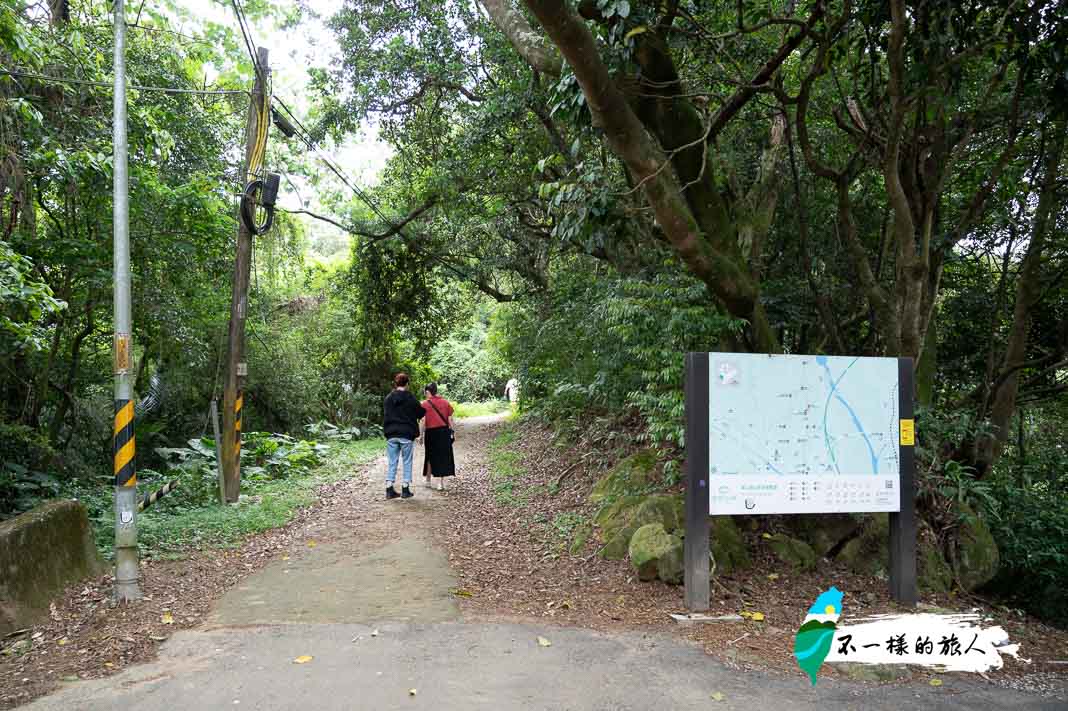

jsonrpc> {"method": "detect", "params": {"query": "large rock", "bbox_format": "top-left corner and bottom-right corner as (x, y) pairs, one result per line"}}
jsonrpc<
(767, 533), (817, 571)
(589, 450), (658, 504)
(657, 535), (685, 585)
(787, 514), (861, 558)
(917, 521), (953, 594)
(596, 494), (683, 561)
(836, 513), (889, 576)
(628, 523), (675, 581)
(835, 514), (959, 592)
(594, 495), (644, 532)
(568, 521), (593, 556)
(950, 506), (999, 592)
(710, 517), (750, 576)
(0, 500), (103, 635)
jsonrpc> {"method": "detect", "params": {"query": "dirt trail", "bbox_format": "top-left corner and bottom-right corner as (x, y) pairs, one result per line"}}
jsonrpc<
(19, 415), (1064, 710)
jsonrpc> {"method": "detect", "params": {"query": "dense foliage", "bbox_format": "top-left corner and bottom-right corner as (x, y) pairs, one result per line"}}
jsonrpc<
(1, 0), (1065, 623)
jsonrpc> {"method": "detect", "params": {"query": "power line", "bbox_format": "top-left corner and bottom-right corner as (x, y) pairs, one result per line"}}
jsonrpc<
(0, 68), (249, 96)
(272, 96), (403, 232)
(229, 0), (266, 88)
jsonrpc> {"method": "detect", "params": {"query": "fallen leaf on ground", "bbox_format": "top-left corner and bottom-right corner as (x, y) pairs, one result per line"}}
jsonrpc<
(537, 636), (552, 647)
(57, 638), (69, 646)
(761, 533), (772, 539)
(450, 588), (474, 598)
(161, 612), (174, 625)
(767, 573), (780, 581)
(306, 541), (317, 548)
(929, 678), (943, 687)
(293, 655), (313, 664)
(750, 612), (766, 622)
(711, 691), (726, 701)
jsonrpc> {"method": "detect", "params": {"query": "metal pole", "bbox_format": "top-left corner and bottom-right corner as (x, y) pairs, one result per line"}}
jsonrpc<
(889, 357), (918, 604)
(683, 352), (711, 611)
(210, 400), (225, 505)
(111, 0), (140, 603)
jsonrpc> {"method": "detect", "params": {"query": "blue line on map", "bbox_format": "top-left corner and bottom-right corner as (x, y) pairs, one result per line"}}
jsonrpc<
(816, 356), (880, 474)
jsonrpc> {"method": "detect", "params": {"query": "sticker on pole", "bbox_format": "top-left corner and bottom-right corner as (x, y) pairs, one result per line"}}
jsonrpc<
(899, 419), (915, 446)
(114, 333), (131, 375)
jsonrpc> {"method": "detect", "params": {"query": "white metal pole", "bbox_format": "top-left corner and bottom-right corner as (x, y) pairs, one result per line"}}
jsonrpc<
(112, 0), (140, 603)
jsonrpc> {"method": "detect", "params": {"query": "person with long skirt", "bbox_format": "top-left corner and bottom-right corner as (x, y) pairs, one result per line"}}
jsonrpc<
(420, 382), (455, 490)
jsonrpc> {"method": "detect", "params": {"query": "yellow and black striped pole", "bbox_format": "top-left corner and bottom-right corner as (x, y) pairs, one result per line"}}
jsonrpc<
(139, 479), (179, 512)
(234, 391), (243, 473)
(111, 0), (140, 603)
(113, 399), (136, 487)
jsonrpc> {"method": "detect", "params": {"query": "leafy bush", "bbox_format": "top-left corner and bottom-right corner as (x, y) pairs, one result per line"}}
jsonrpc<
(496, 264), (739, 447)
(0, 422), (60, 518)
(987, 477), (1068, 625)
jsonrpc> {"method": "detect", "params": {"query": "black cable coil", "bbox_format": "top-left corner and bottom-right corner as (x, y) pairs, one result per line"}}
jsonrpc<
(240, 179), (275, 235)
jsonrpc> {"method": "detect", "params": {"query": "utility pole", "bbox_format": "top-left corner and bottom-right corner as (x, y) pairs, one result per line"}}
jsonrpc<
(221, 46), (269, 503)
(111, 0), (140, 602)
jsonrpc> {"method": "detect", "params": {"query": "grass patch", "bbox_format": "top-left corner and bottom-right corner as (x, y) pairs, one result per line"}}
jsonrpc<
(489, 425), (527, 506)
(93, 439), (382, 559)
(453, 400), (513, 418)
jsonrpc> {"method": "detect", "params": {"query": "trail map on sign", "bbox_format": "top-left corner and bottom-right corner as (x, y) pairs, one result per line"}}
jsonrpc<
(708, 353), (901, 515)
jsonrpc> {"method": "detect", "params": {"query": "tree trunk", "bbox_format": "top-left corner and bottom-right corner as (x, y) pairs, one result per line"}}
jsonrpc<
(520, 0), (780, 352)
(973, 120), (1065, 476)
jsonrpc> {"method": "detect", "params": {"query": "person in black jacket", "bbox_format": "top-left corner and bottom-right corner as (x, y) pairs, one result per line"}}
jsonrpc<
(382, 372), (425, 499)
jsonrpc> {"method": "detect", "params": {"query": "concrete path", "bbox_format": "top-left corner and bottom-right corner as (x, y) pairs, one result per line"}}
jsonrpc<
(22, 415), (1063, 710)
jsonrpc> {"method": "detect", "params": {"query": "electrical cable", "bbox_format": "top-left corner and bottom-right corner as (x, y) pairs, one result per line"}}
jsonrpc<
(0, 68), (249, 95)
(229, 0), (276, 236)
(272, 97), (403, 232)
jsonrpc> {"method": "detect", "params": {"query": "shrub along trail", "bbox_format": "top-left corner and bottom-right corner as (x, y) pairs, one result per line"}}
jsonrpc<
(3, 415), (1064, 710)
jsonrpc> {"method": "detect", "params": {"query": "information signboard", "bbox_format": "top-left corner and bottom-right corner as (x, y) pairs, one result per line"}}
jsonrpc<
(707, 353), (903, 515)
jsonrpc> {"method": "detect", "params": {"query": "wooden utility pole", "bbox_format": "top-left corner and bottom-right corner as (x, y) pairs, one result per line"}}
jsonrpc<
(222, 46), (269, 503)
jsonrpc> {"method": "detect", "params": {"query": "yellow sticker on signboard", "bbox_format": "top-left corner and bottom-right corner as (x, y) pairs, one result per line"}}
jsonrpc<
(900, 419), (915, 446)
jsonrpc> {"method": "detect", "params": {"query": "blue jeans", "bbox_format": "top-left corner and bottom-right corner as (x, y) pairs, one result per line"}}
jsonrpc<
(385, 437), (414, 486)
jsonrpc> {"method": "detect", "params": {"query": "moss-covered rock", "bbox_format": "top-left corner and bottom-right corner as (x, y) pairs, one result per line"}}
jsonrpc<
(629, 523), (675, 581)
(787, 514), (862, 558)
(596, 494), (681, 540)
(710, 517), (750, 576)
(951, 506), (1000, 592)
(568, 521), (593, 556)
(589, 449), (658, 504)
(635, 495), (685, 533)
(657, 535), (685, 585)
(593, 495), (644, 531)
(917, 521), (953, 594)
(835, 513), (889, 576)
(0, 500), (103, 635)
(767, 533), (818, 571)
(595, 493), (683, 561)
(599, 528), (633, 560)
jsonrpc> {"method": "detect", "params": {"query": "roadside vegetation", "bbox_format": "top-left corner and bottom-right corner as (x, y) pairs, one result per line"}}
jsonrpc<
(1, 0), (1065, 629)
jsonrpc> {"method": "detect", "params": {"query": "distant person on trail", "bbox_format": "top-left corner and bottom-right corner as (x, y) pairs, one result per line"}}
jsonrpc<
(420, 382), (456, 491)
(505, 377), (519, 404)
(382, 372), (425, 500)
